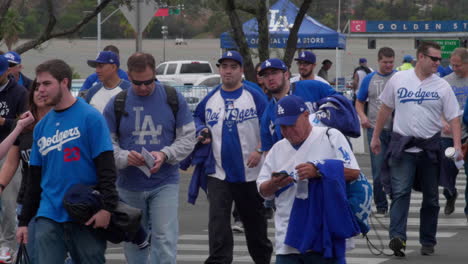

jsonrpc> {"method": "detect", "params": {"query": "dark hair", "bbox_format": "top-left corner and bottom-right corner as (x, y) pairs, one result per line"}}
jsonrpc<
(378, 47), (395, 60)
(23, 79), (40, 130)
(127, 52), (156, 73)
(255, 62), (262, 72)
(322, 59), (332, 65)
(35, 59), (72, 90)
(103, 45), (119, 55)
(417, 41), (441, 56)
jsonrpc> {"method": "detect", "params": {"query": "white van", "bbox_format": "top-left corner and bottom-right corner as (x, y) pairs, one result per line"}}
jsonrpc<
(156, 60), (214, 85)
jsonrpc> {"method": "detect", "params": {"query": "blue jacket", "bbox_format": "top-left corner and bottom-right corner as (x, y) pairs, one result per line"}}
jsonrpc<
(85, 79), (132, 103)
(381, 132), (457, 195)
(285, 159), (360, 262)
(80, 69), (129, 91)
(181, 124), (216, 204)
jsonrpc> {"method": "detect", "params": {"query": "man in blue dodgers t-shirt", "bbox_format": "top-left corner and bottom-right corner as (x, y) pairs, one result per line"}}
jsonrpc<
(259, 58), (336, 153)
(16, 59), (119, 264)
(103, 52), (195, 264)
(194, 50), (273, 264)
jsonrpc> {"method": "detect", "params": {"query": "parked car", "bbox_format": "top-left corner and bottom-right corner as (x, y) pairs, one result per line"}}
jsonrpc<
(193, 74), (221, 88)
(180, 85), (211, 112)
(156, 60), (214, 86)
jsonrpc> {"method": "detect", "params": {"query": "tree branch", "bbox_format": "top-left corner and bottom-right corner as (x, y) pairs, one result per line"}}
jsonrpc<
(224, 0), (256, 82)
(283, 0), (312, 68)
(0, 0), (14, 24)
(14, 0), (113, 54)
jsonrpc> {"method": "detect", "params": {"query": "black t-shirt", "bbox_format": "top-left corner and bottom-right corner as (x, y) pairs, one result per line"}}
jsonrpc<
(14, 129), (32, 204)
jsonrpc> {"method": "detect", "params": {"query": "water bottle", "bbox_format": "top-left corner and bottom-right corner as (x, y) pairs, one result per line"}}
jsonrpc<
(296, 179), (309, 199)
(445, 147), (464, 169)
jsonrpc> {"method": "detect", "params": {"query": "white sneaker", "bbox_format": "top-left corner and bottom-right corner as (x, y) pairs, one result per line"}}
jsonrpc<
(232, 221), (244, 233)
(0, 247), (13, 264)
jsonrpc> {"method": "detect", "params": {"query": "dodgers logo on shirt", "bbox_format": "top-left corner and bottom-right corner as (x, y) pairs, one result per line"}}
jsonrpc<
(397, 87), (440, 104)
(338, 146), (351, 164)
(206, 105), (258, 127)
(37, 127), (81, 155)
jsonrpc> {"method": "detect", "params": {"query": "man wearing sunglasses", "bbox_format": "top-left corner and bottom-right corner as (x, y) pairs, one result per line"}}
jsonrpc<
(84, 51), (131, 113)
(370, 41), (462, 257)
(4, 51), (32, 89)
(103, 52), (195, 264)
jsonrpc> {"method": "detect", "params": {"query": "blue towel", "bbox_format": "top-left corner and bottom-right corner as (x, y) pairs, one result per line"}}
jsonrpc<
(285, 159), (360, 261)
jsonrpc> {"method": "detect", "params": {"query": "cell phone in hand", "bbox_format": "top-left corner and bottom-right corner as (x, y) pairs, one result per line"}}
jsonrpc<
(199, 130), (211, 142)
(272, 172), (289, 179)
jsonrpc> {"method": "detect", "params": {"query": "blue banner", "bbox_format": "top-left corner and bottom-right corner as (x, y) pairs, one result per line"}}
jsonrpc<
(366, 20), (468, 33)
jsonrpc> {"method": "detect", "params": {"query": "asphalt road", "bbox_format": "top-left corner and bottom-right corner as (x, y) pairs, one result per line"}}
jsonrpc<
(13, 37), (423, 81)
(105, 153), (468, 264)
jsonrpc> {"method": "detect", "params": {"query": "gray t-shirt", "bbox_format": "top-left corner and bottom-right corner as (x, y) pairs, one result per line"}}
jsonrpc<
(442, 73), (468, 139)
(356, 71), (396, 130)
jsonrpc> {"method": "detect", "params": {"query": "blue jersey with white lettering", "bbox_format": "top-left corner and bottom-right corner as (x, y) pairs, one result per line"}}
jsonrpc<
(194, 84), (267, 182)
(30, 98), (113, 223)
(103, 83), (193, 191)
(260, 80), (336, 151)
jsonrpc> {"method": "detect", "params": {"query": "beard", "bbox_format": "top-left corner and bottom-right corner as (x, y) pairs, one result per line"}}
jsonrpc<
(300, 68), (313, 79)
(45, 85), (63, 106)
(268, 76), (287, 95)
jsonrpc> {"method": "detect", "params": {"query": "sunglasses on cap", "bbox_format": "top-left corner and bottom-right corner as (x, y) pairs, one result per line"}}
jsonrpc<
(131, 78), (155, 86)
(423, 54), (442, 62)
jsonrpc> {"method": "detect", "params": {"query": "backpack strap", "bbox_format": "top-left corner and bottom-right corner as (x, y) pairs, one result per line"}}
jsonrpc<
(114, 90), (128, 137)
(163, 85), (179, 118)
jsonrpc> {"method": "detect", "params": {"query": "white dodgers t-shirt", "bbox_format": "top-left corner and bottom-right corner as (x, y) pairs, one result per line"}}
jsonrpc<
(379, 69), (460, 150)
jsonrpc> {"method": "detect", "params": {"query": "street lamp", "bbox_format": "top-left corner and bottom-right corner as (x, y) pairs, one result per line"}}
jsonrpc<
(162, 25), (168, 62)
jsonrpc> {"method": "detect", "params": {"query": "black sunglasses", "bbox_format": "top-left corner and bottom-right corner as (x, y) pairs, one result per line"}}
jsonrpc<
(8, 62), (18, 68)
(423, 54), (442, 62)
(131, 78), (155, 86)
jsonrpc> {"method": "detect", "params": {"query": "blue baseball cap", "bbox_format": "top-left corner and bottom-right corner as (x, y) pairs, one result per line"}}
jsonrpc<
(403, 55), (414, 62)
(275, 95), (308, 126)
(0, 56), (9, 76)
(4, 51), (21, 65)
(218, 50), (243, 66)
(259, 58), (288, 76)
(359, 58), (367, 64)
(294, 51), (316, 64)
(87, 51), (120, 68)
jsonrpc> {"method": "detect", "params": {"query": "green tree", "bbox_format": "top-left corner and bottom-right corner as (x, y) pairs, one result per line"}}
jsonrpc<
(0, 9), (24, 50)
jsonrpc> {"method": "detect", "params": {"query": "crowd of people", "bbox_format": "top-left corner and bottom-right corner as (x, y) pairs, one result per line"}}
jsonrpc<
(0, 40), (465, 264)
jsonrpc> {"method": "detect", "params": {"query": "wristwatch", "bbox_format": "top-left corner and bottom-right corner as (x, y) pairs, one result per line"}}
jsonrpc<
(256, 148), (264, 154)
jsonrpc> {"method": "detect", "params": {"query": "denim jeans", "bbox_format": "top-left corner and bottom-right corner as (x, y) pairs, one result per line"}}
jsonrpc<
(205, 177), (272, 264)
(276, 252), (339, 264)
(440, 137), (468, 215)
(118, 184), (179, 264)
(367, 128), (391, 211)
(389, 151), (440, 246)
(34, 217), (106, 264)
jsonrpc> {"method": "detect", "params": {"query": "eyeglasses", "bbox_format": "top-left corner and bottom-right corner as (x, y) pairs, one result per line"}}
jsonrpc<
(423, 54), (442, 62)
(8, 62), (18, 68)
(131, 78), (155, 86)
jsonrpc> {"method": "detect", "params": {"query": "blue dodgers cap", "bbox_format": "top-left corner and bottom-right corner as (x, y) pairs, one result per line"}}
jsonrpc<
(4, 51), (21, 65)
(294, 51), (316, 64)
(87, 51), (120, 68)
(218, 50), (243, 66)
(359, 58), (367, 63)
(403, 55), (414, 62)
(275, 95), (308, 126)
(259, 58), (288, 76)
(0, 56), (9, 76)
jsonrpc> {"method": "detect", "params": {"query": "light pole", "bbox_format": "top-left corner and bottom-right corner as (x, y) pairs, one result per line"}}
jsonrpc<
(335, 0), (342, 89)
(162, 25), (168, 62)
(179, 4), (185, 40)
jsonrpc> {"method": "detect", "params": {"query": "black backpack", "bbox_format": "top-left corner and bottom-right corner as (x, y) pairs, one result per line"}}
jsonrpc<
(114, 85), (179, 137)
